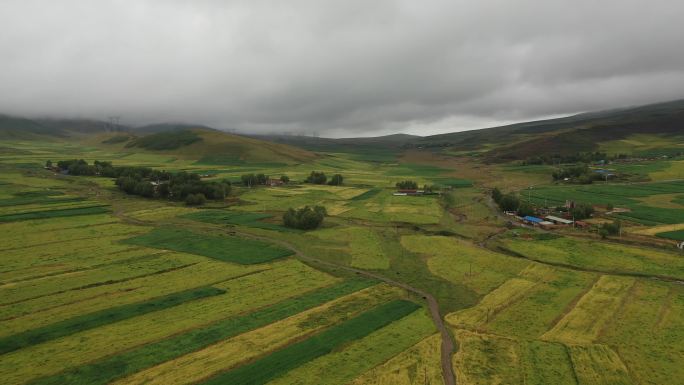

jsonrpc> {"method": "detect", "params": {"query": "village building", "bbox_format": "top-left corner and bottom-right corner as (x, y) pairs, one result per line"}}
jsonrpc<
(522, 216), (544, 226)
(266, 178), (284, 187)
(545, 215), (574, 225)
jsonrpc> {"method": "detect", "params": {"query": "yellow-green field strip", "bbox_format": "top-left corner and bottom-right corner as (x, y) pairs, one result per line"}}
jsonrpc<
(0, 286), (225, 354)
(26, 279), (375, 385)
(0, 255), (197, 306)
(0, 205), (110, 222)
(198, 300), (420, 385)
(267, 308), (435, 385)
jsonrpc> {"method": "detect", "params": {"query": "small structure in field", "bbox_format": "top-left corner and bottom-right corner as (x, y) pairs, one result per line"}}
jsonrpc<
(539, 221), (555, 229)
(266, 179), (284, 187)
(575, 220), (590, 228)
(523, 216), (544, 226)
(546, 215), (574, 225)
(395, 189), (423, 196)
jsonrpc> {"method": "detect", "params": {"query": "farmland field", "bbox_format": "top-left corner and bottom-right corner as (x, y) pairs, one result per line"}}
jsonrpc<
(1, 133), (683, 385)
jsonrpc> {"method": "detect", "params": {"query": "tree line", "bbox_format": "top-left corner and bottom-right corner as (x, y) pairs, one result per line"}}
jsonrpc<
(48, 159), (230, 205)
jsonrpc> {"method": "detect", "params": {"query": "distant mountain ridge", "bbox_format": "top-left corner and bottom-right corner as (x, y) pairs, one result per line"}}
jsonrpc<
(2, 98), (683, 161)
(414, 99), (684, 161)
(0, 115), (317, 165)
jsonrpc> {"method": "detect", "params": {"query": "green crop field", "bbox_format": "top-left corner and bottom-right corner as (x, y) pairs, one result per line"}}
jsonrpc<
(124, 226), (294, 264)
(1, 128), (683, 385)
(198, 300), (420, 385)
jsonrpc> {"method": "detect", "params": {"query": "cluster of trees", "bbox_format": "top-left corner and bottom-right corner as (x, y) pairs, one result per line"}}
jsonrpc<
(50, 159), (115, 176)
(241, 173), (268, 187)
(396, 180), (418, 189)
(491, 188), (535, 217)
(599, 220), (622, 238)
(283, 206), (327, 230)
(305, 171), (343, 186)
(115, 170), (230, 204)
(551, 164), (606, 184)
(568, 203), (594, 220)
(240, 173), (290, 186)
(50, 160), (230, 206)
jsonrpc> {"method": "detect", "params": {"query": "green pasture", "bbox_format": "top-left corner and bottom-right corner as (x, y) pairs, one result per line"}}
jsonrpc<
(182, 210), (296, 232)
(124, 227), (293, 264)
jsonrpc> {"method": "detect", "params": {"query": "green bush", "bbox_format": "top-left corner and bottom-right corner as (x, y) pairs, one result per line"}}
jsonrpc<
(185, 193), (206, 206)
(283, 206), (327, 230)
(498, 193), (520, 212)
(305, 171), (327, 184)
(395, 180), (418, 189)
(328, 174), (344, 186)
(570, 203), (594, 220)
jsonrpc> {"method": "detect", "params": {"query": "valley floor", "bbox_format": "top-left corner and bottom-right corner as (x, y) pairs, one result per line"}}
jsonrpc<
(0, 140), (682, 385)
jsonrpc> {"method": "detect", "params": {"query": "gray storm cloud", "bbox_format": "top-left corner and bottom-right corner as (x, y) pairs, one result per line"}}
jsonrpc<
(1, 0), (683, 137)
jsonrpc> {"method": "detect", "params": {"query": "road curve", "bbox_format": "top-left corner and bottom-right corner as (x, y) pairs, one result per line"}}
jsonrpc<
(231, 229), (458, 385)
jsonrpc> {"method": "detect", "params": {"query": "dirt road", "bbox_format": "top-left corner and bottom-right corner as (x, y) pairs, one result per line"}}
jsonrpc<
(232, 229), (458, 385)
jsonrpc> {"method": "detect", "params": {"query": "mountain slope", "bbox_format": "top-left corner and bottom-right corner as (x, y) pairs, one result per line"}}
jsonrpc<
(416, 99), (684, 161)
(99, 128), (318, 164)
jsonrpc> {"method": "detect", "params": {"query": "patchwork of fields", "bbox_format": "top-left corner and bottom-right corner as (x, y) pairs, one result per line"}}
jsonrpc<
(1, 138), (683, 385)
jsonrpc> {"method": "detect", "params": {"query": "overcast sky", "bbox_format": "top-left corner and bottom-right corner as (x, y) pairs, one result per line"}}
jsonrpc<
(1, 0), (683, 137)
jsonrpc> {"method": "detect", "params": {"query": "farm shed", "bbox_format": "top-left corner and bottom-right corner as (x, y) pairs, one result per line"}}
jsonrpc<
(546, 215), (573, 225)
(396, 189), (423, 196)
(266, 179), (284, 187)
(523, 216), (544, 225)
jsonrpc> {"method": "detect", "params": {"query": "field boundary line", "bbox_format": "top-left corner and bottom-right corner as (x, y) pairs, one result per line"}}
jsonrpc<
(0, 262), (199, 307)
(496, 246), (684, 284)
(228, 228), (458, 385)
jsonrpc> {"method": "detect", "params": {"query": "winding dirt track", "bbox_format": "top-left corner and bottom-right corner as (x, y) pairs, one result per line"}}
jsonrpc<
(111, 206), (457, 385)
(232, 229), (457, 385)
